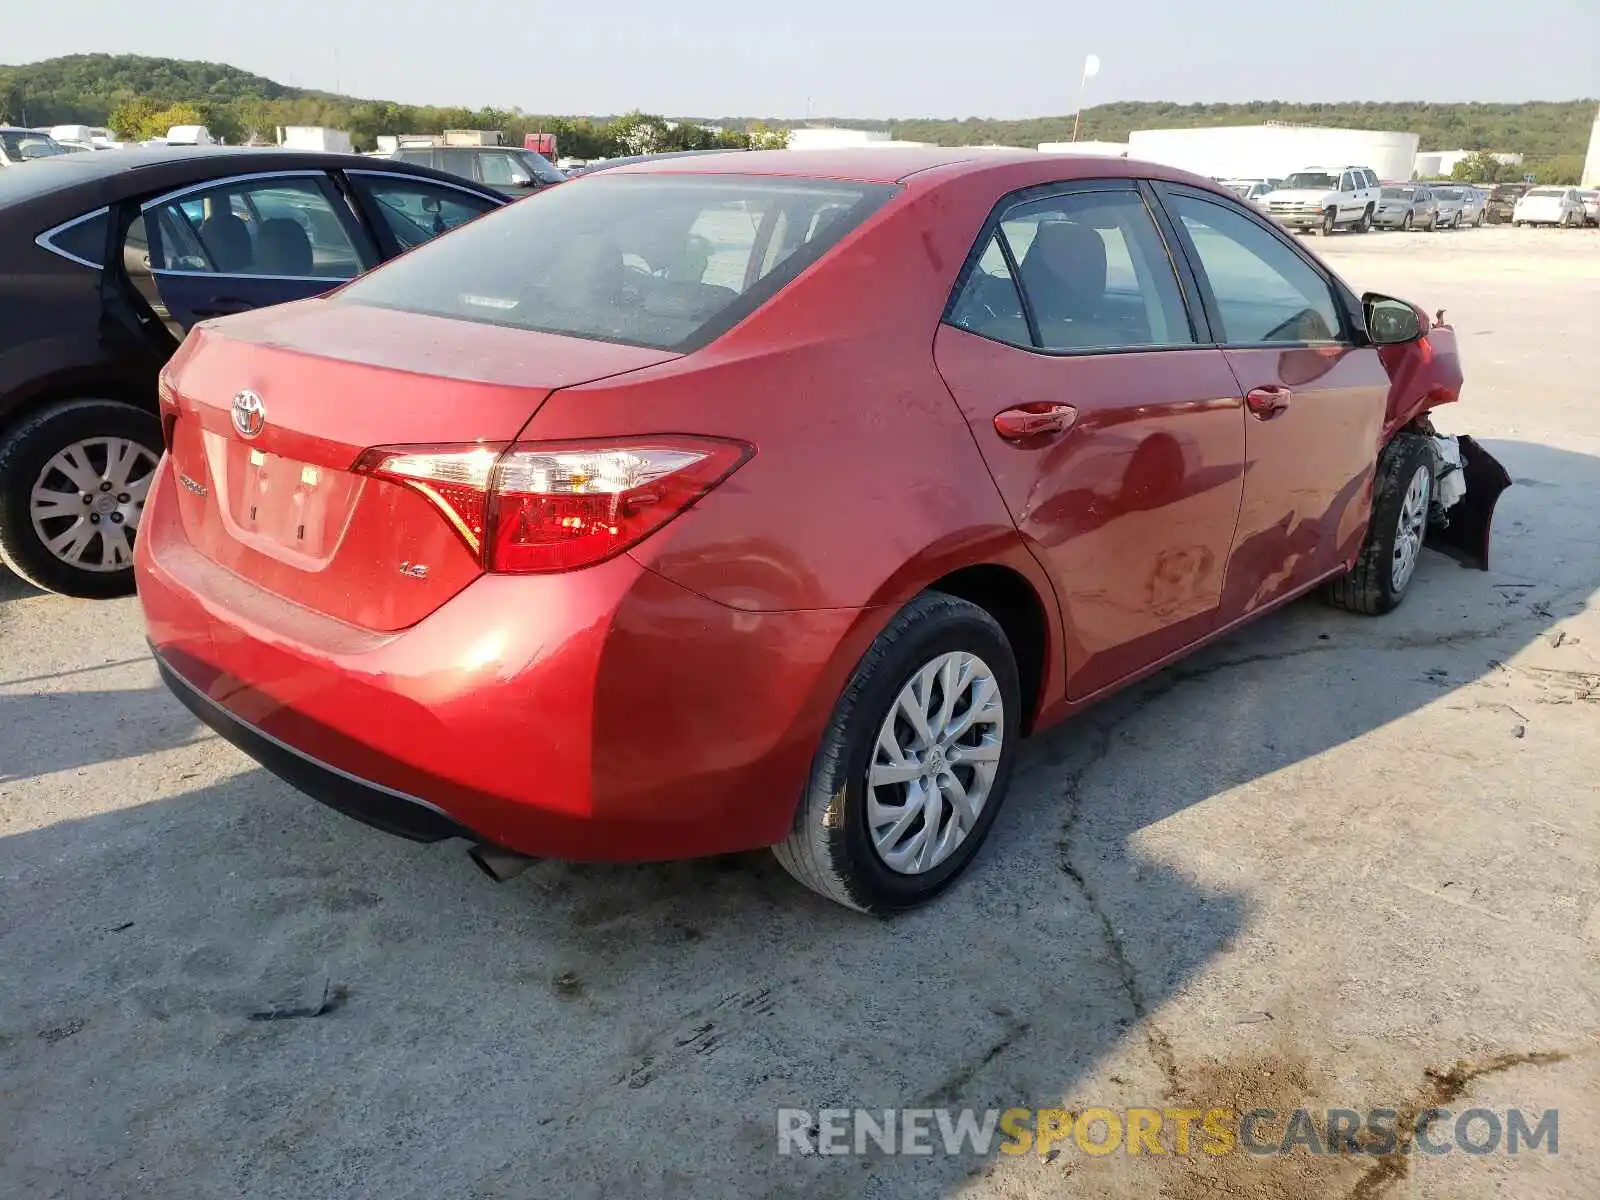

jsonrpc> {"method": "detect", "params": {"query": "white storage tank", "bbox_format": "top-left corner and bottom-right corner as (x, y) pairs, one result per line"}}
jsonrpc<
(786, 128), (930, 151)
(1126, 125), (1419, 184)
(1038, 140), (1128, 157)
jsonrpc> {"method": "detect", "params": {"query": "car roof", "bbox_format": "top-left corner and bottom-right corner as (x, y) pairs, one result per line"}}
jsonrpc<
(605, 146), (1128, 185)
(576, 149), (751, 175)
(0, 144), (503, 216)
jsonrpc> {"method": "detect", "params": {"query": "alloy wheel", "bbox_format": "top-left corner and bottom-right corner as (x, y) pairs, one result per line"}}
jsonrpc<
(867, 651), (1005, 875)
(1390, 465), (1431, 593)
(29, 437), (159, 572)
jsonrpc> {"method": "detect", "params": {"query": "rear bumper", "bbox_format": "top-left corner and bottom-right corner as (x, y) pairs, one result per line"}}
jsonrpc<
(136, 458), (880, 862)
(155, 650), (474, 843)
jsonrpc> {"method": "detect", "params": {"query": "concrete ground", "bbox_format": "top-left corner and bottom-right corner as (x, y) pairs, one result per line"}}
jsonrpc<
(2, 224), (1597, 1200)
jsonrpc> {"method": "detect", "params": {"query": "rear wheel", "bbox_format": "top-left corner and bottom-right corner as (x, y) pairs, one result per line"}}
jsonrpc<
(1324, 435), (1434, 616)
(0, 399), (161, 599)
(1355, 205), (1373, 233)
(774, 592), (1022, 913)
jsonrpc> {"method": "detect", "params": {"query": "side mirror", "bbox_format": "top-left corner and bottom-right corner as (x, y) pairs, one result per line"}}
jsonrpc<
(1364, 294), (1423, 345)
(509, 171), (534, 187)
(421, 195), (442, 214)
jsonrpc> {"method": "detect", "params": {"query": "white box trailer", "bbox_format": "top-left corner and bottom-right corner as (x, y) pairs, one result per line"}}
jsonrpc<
(279, 126), (355, 154)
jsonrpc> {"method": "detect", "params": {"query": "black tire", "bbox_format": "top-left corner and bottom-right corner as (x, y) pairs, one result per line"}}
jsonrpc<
(1316, 208), (1337, 236)
(773, 592), (1022, 913)
(0, 399), (162, 599)
(1356, 205), (1373, 233)
(1401, 210), (1413, 231)
(1324, 435), (1435, 616)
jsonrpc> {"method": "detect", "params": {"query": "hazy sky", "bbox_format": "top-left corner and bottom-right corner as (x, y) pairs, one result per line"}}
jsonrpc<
(12, 0), (1598, 117)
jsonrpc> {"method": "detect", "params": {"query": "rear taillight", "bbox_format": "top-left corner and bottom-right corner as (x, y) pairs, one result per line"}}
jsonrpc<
(355, 437), (751, 573)
(157, 372), (179, 451)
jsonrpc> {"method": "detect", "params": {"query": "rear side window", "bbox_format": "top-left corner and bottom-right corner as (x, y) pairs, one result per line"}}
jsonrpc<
(350, 174), (500, 250)
(39, 209), (108, 267)
(947, 235), (1029, 347)
(338, 174), (894, 351)
(145, 175), (367, 279)
(437, 149), (476, 179)
(947, 188), (1194, 353)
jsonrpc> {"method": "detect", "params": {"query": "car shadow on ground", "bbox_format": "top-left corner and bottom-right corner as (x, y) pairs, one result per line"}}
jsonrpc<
(0, 684), (203, 782)
(0, 439), (1595, 1200)
(0, 566), (42, 604)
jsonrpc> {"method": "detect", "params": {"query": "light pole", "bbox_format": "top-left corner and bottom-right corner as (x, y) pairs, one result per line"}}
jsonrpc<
(1071, 54), (1100, 143)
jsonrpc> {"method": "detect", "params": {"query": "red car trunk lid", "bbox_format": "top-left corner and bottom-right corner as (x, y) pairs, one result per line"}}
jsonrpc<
(161, 301), (679, 630)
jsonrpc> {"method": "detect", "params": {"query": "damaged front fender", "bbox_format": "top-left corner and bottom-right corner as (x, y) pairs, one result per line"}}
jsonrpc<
(1430, 435), (1512, 571)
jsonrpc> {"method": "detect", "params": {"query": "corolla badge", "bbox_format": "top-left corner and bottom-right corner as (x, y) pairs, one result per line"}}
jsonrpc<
(231, 389), (267, 439)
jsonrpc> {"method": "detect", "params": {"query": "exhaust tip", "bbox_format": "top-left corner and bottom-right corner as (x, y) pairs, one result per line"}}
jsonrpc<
(468, 843), (536, 883)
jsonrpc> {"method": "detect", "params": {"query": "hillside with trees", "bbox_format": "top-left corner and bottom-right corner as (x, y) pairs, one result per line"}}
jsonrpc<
(1, 54), (1593, 178)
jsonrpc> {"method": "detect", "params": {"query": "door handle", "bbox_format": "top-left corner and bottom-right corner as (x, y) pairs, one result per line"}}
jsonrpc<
(191, 297), (254, 318)
(994, 403), (1078, 441)
(1245, 386), (1292, 419)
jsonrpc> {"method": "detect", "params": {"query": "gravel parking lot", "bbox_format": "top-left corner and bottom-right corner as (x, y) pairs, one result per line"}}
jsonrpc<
(3, 224), (1597, 1200)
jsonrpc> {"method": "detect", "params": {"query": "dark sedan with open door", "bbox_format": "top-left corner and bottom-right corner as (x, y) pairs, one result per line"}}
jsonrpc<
(0, 146), (505, 597)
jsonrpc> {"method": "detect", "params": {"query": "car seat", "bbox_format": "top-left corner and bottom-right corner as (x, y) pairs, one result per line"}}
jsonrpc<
(256, 219), (314, 277)
(196, 212), (252, 273)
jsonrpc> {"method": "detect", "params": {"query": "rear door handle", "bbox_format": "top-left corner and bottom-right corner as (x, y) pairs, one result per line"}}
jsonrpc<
(994, 403), (1078, 441)
(191, 297), (254, 318)
(1245, 386), (1292, 419)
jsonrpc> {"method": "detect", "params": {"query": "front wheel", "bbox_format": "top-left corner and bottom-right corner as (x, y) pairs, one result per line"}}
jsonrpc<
(1324, 435), (1435, 616)
(1401, 210), (1414, 231)
(1316, 208), (1338, 236)
(0, 399), (162, 599)
(774, 592), (1022, 912)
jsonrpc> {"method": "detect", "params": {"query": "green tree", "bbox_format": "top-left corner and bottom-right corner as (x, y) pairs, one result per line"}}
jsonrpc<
(108, 96), (160, 139)
(746, 122), (790, 150)
(1451, 151), (1511, 183)
(608, 111), (671, 155)
(137, 102), (206, 140)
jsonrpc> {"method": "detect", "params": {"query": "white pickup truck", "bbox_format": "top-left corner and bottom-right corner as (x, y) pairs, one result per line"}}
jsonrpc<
(1261, 166), (1383, 235)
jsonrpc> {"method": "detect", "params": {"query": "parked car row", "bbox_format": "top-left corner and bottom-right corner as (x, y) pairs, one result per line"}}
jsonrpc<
(1371, 184), (1488, 231)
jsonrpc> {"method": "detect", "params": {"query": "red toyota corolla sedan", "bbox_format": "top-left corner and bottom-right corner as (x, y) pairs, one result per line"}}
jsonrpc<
(136, 148), (1508, 912)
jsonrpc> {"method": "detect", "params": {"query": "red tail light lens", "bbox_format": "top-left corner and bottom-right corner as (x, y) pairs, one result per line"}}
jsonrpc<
(355, 437), (751, 573)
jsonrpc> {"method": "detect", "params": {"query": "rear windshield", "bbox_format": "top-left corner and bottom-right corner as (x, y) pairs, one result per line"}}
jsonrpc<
(1432, 188), (1462, 199)
(1, 130), (66, 161)
(1526, 188), (1564, 198)
(519, 150), (566, 185)
(338, 173), (895, 351)
(1380, 187), (1413, 199)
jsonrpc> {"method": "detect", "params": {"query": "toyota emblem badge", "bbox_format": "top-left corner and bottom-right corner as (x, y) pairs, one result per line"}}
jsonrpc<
(231, 389), (266, 439)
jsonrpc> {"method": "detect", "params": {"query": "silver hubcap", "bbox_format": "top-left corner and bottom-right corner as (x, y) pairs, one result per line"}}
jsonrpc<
(30, 438), (158, 572)
(867, 651), (1005, 875)
(1391, 465), (1430, 592)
